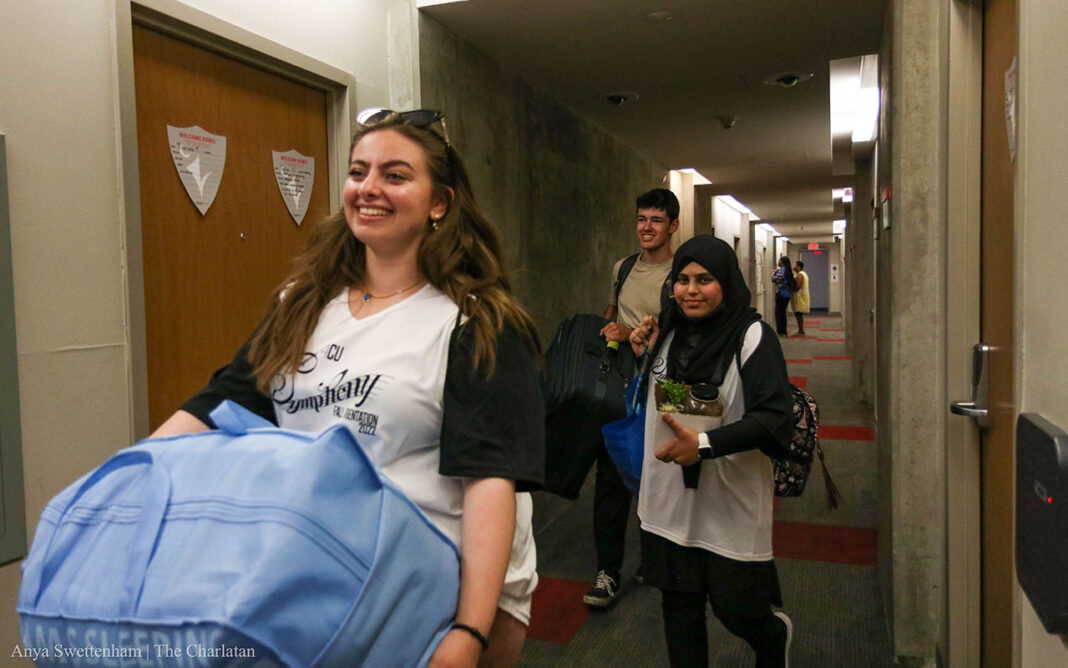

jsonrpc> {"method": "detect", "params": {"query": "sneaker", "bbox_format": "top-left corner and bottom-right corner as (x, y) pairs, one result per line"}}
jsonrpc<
(774, 610), (793, 668)
(582, 570), (619, 608)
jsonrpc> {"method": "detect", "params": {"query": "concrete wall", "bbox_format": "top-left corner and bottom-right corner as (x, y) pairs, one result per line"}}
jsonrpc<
(850, 158), (877, 405)
(0, 0), (409, 654)
(710, 198), (753, 297)
(712, 198), (746, 247)
(418, 14), (667, 342)
(1017, 0), (1068, 663)
(669, 170), (696, 252)
(883, 1), (949, 665)
(754, 228), (772, 316)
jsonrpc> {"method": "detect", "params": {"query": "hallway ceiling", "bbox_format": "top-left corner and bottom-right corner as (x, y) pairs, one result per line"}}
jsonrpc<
(419, 0), (887, 240)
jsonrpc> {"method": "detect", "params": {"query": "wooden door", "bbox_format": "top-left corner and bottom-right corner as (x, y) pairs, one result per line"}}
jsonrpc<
(133, 25), (330, 429)
(980, 0), (1016, 664)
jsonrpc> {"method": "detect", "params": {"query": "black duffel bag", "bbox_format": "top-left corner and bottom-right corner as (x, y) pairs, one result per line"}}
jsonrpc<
(541, 313), (635, 499)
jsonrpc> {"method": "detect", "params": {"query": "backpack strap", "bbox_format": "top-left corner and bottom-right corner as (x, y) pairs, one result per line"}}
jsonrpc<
(613, 252), (641, 304)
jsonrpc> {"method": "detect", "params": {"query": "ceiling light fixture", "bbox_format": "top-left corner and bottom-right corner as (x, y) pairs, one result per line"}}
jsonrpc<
(830, 54), (880, 173)
(679, 168), (711, 185)
(717, 195), (760, 221)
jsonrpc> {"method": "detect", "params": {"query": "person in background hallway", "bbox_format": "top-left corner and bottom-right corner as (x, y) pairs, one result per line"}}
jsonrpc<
(151, 109), (544, 668)
(586, 188), (679, 608)
(630, 235), (794, 668)
(790, 260), (810, 337)
(771, 256), (793, 336)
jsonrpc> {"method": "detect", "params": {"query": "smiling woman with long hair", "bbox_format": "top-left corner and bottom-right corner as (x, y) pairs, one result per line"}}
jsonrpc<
(153, 110), (544, 667)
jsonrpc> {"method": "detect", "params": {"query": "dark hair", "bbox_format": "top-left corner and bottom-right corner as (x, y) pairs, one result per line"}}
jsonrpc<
(636, 188), (680, 221)
(248, 115), (541, 391)
(779, 256), (791, 269)
(795, 260), (804, 270)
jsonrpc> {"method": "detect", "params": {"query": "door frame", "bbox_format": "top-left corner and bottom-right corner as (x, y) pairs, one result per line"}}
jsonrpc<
(113, 0), (355, 438)
(945, 0), (989, 666)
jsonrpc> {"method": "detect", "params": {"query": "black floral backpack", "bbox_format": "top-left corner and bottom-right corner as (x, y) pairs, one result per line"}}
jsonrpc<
(774, 382), (841, 510)
(731, 329), (841, 509)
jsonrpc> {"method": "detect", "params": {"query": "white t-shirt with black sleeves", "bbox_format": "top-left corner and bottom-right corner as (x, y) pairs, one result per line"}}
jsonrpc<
(272, 284), (466, 543)
(181, 283), (546, 622)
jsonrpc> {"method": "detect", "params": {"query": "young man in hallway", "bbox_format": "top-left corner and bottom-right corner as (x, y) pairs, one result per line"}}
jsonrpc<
(584, 188), (679, 608)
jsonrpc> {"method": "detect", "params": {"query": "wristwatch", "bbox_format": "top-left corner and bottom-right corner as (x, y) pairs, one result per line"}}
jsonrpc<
(697, 432), (713, 460)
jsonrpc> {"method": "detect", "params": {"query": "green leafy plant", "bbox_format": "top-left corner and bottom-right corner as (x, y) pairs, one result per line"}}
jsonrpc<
(655, 377), (688, 412)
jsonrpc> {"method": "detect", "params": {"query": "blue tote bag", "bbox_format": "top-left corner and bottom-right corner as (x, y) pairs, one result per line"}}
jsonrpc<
(17, 401), (460, 667)
(601, 368), (648, 494)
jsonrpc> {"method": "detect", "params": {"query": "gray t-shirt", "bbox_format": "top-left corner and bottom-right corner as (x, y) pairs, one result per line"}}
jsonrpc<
(609, 255), (673, 329)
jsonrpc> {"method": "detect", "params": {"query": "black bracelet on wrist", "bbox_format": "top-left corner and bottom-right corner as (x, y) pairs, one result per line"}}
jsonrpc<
(451, 622), (489, 650)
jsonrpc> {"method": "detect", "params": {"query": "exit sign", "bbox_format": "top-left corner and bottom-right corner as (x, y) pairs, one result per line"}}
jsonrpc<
(808, 242), (820, 250)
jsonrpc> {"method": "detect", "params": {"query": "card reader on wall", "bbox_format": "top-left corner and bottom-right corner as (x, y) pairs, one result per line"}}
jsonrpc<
(1015, 413), (1068, 634)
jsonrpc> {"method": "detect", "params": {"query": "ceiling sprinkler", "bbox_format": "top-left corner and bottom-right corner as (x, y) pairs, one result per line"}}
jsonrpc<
(602, 92), (639, 106)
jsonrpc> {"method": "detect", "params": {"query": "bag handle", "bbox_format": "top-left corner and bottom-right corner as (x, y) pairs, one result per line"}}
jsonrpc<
(32, 449), (171, 614)
(210, 399), (275, 434)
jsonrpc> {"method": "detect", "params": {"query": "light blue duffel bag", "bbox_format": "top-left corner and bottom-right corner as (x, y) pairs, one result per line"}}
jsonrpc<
(17, 401), (460, 667)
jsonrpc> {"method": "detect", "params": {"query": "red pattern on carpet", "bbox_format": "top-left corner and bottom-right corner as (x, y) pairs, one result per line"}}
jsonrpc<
(526, 577), (590, 644)
(773, 521), (878, 566)
(785, 358), (812, 364)
(789, 377), (808, 388)
(818, 425), (875, 441)
(818, 338), (846, 342)
(814, 355), (852, 360)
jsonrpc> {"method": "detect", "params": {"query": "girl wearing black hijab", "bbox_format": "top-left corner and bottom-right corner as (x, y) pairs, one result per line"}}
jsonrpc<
(772, 255), (793, 335)
(629, 235), (794, 668)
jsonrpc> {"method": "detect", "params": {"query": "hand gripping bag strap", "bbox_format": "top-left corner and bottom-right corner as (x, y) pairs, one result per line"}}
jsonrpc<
(601, 370), (648, 495)
(210, 399), (276, 434)
(29, 449), (171, 615)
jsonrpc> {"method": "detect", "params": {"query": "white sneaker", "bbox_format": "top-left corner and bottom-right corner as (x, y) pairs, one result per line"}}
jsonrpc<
(774, 610), (793, 668)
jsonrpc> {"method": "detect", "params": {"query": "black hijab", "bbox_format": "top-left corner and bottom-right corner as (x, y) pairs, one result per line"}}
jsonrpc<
(656, 235), (761, 386)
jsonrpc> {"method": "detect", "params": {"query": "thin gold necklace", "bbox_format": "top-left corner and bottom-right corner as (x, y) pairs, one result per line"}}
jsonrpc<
(360, 279), (424, 302)
(352, 279), (424, 316)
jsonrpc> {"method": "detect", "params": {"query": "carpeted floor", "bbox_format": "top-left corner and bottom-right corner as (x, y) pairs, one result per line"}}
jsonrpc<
(519, 313), (893, 667)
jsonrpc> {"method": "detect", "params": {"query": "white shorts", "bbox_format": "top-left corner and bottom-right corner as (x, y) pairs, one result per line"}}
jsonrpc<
(497, 492), (537, 626)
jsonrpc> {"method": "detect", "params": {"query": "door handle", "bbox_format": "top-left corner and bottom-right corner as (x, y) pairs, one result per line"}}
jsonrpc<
(950, 343), (990, 429)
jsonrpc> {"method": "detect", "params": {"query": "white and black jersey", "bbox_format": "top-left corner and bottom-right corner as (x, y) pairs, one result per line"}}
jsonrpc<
(638, 320), (790, 562)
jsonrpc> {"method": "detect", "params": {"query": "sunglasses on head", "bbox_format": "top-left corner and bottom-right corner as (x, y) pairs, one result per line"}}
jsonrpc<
(356, 108), (451, 147)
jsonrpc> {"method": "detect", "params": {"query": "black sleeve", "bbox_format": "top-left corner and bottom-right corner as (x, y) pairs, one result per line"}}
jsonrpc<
(439, 322), (546, 491)
(705, 322), (793, 460)
(180, 334), (276, 429)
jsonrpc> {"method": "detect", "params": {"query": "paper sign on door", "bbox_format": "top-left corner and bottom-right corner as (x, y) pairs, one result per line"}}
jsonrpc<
(272, 150), (315, 226)
(1004, 56), (1018, 163)
(167, 125), (226, 215)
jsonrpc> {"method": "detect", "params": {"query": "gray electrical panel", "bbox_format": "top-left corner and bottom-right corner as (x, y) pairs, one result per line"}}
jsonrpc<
(0, 134), (28, 564)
